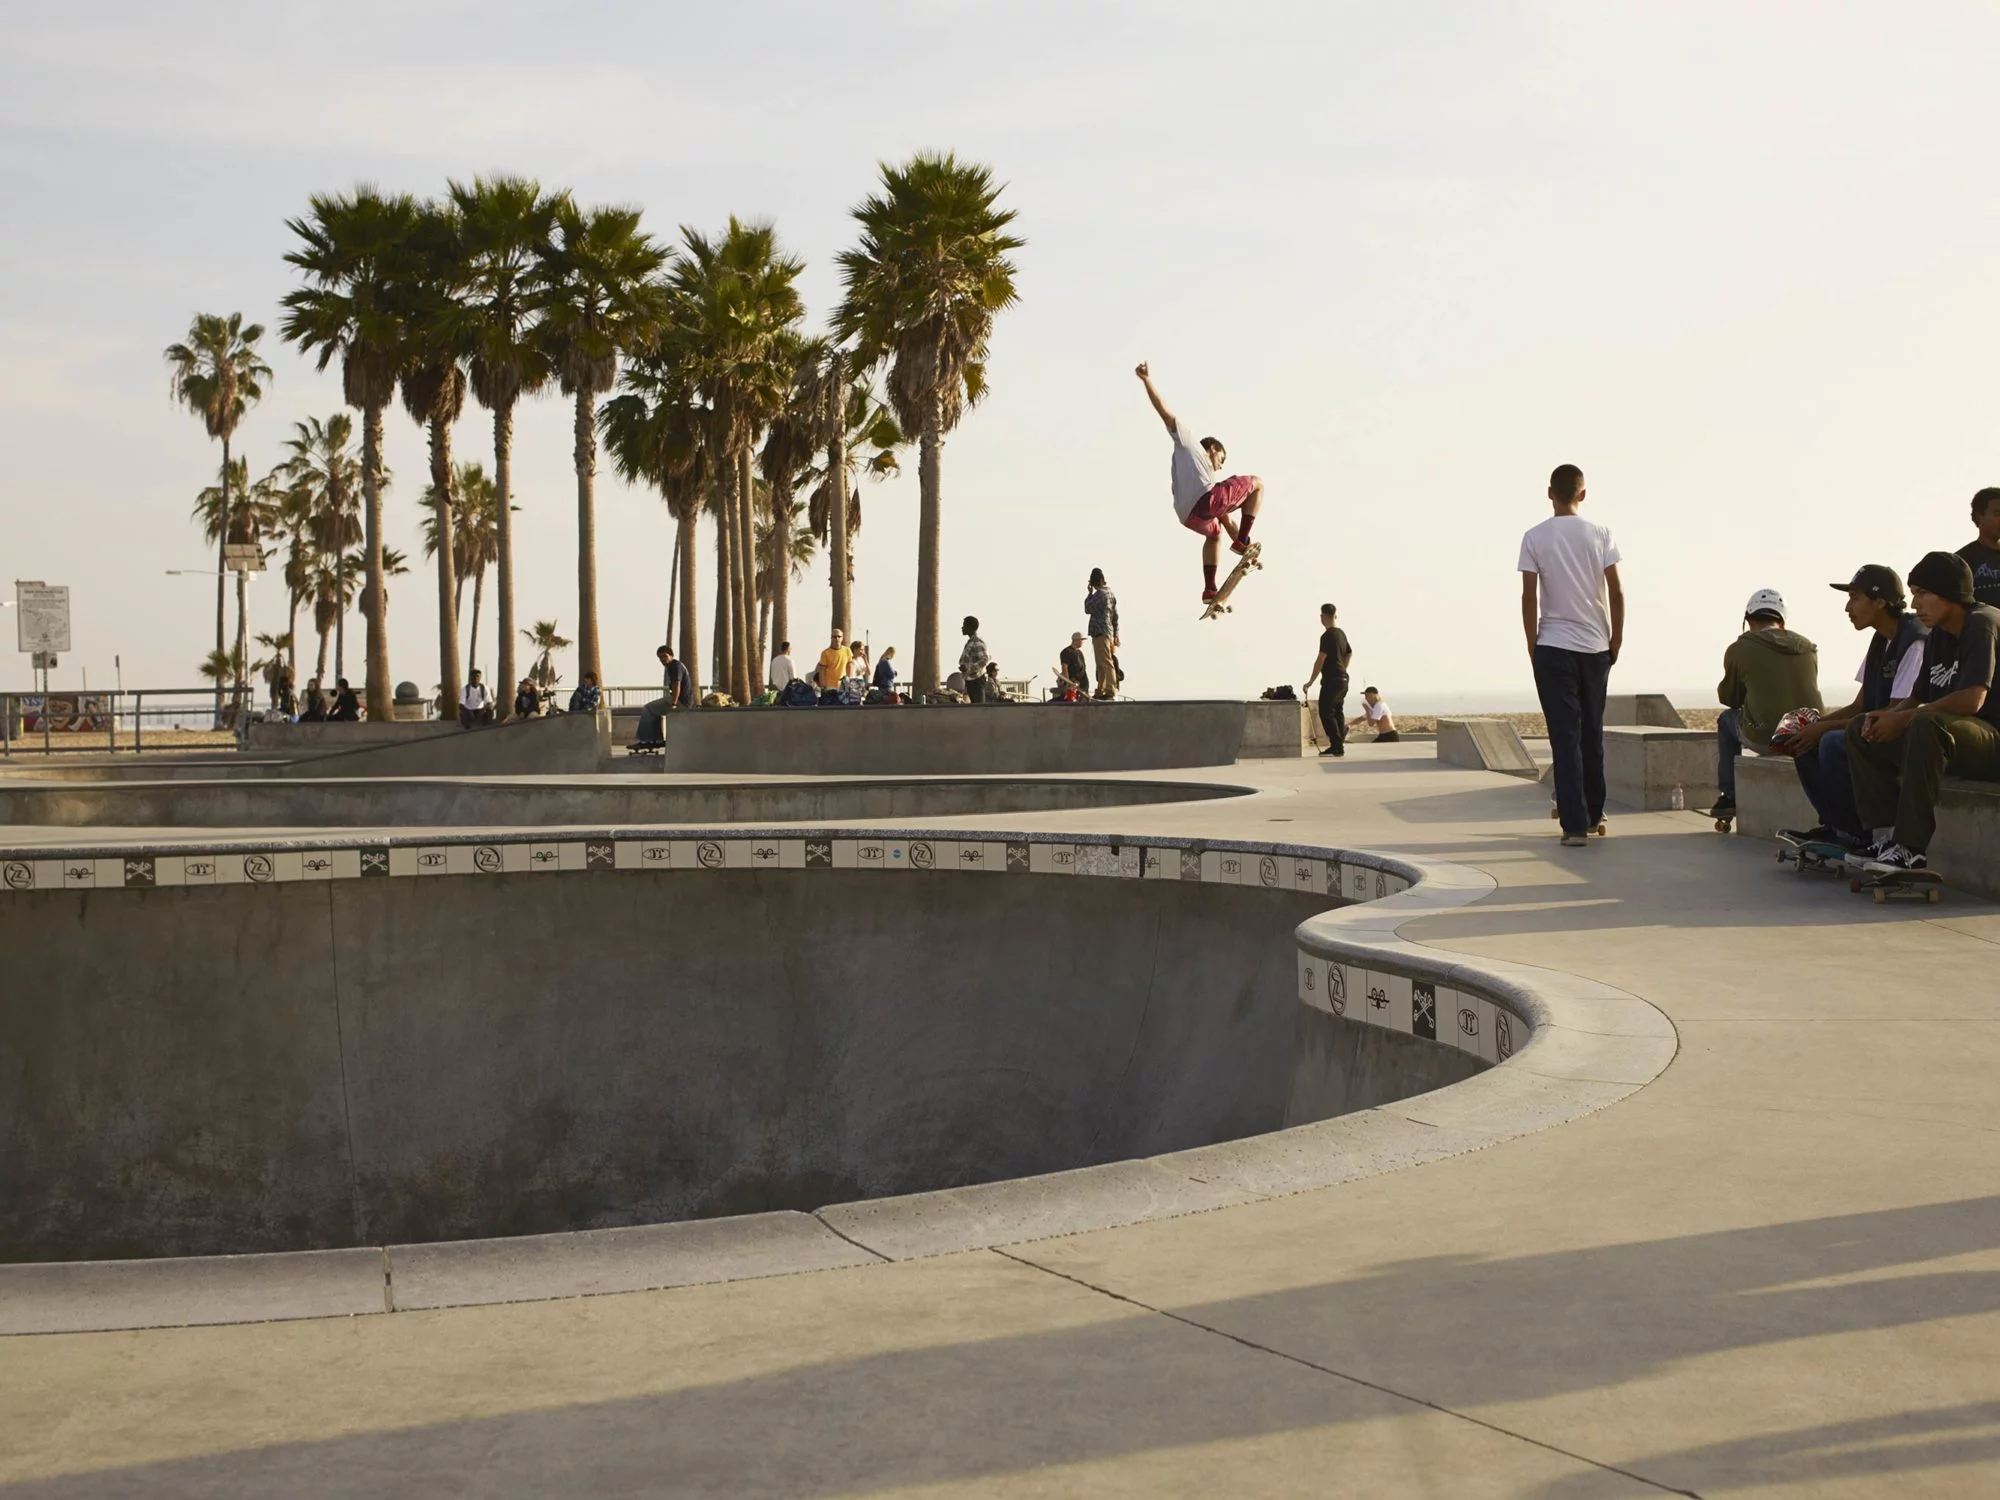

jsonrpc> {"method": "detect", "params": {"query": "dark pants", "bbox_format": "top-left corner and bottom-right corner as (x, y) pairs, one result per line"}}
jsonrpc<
(457, 705), (493, 729)
(1318, 684), (1347, 754)
(1793, 728), (1862, 837)
(1532, 644), (1611, 835)
(1847, 710), (2000, 852)
(635, 697), (672, 743)
(1716, 707), (1745, 798)
(965, 675), (989, 704)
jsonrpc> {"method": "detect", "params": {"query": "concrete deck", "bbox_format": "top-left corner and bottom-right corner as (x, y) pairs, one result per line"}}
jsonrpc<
(5, 744), (1999, 1497)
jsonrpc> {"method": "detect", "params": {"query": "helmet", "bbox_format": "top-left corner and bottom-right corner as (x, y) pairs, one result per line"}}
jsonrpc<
(1745, 588), (1787, 622)
(1773, 706), (1821, 743)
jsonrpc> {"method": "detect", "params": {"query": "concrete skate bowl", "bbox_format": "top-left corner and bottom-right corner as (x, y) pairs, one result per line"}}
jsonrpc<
(0, 775), (1246, 830)
(0, 828), (1675, 1328)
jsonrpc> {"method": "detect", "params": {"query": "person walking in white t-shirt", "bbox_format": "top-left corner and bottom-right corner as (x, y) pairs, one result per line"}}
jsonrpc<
(1519, 464), (1624, 846)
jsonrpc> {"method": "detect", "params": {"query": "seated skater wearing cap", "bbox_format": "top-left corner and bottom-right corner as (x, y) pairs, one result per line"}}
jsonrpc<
(1846, 553), (2000, 874)
(1708, 589), (1822, 822)
(1775, 566), (1926, 849)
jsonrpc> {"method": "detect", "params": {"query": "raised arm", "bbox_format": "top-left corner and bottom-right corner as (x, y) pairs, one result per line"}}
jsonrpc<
(1135, 362), (1177, 435)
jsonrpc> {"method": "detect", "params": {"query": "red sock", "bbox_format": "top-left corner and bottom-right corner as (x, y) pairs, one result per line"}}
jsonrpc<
(1238, 515), (1255, 543)
(1204, 563), (1218, 590)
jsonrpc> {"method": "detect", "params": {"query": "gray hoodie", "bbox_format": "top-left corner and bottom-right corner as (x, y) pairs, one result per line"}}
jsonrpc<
(1719, 627), (1823, 745)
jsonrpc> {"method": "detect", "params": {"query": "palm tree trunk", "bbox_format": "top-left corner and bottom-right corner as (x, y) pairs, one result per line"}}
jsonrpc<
(828, 354), (851, 640)
(286, 592), (299, 675)
(315, 618), (331, 681)
(913, 406), (943, 695)
(495, 401), (518, 720)
(233, 567), (249, 720)
(732, 447), (757, 701)
(430, 412), (462, 714)
(362, 403), (391, 722)
(214, 436), (231, 723)
(468, 569), (485, 679)
(771, 477), (793, 655)
(574, 388), (602, 683)
(677, 511), (699, 692)
(757, 596), (770, 676)
(334, 585), (347, 682)
(712, 504), (731, 693)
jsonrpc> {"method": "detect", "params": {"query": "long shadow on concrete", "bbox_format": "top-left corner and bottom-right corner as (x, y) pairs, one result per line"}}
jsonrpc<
(12, 1196), (2000, 1498)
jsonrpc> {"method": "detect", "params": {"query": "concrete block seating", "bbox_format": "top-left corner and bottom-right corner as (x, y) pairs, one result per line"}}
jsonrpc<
(1604, 693), (1686, 728)
(1603, 726), (1717, 812)
(1737, 751), (2000, 902)
(1435, 719), (1539, 778)
(1239, 700), (1312, 758)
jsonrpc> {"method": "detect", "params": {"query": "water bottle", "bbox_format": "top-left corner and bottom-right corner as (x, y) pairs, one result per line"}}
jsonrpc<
(1670, 782), (1685, 811)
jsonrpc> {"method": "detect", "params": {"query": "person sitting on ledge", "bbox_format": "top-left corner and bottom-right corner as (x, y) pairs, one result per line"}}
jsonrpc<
(632, 647), (694, 747)
(1351, 687), (1400, 743)
(1707, 589), (1821, 822)
(567, 671), (600, 715)
(871, 645), (899, 701)
(329, 677), (360, 722)
(1847, 552), (2000, 873)
(1775, 565), (1925, 849)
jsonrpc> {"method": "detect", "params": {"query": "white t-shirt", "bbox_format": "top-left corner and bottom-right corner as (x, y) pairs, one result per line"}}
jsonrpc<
(1518, 514), (1621, 653)
(1169, 423), (1216, 521)
(769, 655), (795, 690)
(1364, 698), (1391, 723)
(460, 682), (491, 710)
(1857, 646), (1923, 701)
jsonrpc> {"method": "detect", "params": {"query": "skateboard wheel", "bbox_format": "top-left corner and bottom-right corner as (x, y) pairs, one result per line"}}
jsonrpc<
(1873, 888), (1887, 904)
(1714, 819), (1730, 832)
(1849, 878), (1863, 893)
(1928, 889), (1941, 904)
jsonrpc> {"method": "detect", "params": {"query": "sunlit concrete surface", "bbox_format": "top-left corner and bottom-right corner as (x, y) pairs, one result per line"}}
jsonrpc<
(5, 742), (1998, 1498)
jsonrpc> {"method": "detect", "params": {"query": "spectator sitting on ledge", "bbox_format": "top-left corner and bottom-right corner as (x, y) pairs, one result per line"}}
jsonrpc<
(1708, 589), (1821, 823)
(1846, 552), (2000, 874)
(568, 672), (600, 715)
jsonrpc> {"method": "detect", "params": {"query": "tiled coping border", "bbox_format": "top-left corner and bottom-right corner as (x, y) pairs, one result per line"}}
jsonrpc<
(0, 826), (1677, 1336)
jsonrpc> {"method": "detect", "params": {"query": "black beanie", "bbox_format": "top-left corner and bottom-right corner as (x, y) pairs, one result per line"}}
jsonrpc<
(1908, 551), (1976, 607)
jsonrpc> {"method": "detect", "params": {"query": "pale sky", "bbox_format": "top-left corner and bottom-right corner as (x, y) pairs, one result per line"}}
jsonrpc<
(3, 1), (1996, 706)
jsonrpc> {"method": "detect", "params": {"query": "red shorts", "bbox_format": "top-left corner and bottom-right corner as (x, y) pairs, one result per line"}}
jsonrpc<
(1182, 473), (1259, 537)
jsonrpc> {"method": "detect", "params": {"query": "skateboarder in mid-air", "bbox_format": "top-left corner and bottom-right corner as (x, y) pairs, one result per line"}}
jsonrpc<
(1136, 363), (1265, 602)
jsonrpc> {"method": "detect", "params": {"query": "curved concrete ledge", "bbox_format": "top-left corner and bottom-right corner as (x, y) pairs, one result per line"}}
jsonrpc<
(0, 773), (1247, 830)
(0, 829), (1674, 1334)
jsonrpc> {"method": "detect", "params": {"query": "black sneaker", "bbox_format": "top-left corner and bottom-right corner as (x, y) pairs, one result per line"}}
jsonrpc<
(1780, 824), (1844, 846)
(1864, 843), (1928, 874)
(1706, 795), (1737, 819)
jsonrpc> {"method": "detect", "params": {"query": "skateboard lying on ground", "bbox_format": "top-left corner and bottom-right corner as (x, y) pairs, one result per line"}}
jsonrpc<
(1775, 832), (1847, 875)
(625, 741), (664, 757)
(1848, 866), (1943, 904)
(1199, 542), (1262, 620)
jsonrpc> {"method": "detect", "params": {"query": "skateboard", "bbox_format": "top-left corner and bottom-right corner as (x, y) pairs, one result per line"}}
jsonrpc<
(1848, 867), (1943, 904)
(1199, 542), (1263, 620)
(1775, 832), (1848, 875)
(1710, 807), (1735, 833)
(625, 741), (664, 757)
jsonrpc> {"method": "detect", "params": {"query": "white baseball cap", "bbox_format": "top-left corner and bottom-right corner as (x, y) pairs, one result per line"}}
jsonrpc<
(1744, 588), (1787, 621)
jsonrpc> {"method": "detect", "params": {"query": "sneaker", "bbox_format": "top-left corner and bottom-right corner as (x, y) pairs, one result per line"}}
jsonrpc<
(1848, 836), (1894, 867)
(1230, 536), (1253, 556)
(1319, 746), (1341, 757)
(1706, 795), (1736, 819)
(1201, 587), (1219, 602)
(1560, 832), (1590, 847)
(1864, 843), (1927, 874)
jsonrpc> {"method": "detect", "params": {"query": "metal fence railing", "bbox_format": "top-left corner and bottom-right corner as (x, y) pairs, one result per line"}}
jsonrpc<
(0, 688), (255, 757)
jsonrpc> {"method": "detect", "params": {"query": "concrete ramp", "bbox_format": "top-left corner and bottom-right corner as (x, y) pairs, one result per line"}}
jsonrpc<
(1604, 693), (1686, 728)
(278, 711), (604, 780)
(1435, 718), (1539, 778)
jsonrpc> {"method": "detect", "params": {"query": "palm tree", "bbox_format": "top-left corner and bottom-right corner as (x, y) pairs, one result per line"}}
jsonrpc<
(422, 461), (502, 674)
(664, 218), (805, 701)
(396, 200), (472, 711)
(453, 176), (559, 719)
(281, 187), (423, 722)
(759, 334), (821, 655)
(804, 356), (904, 635)
(191, 457), (279, 719)
(276, 413), (367, 678)
(603, 349), (710, 680)
(253, 631), (293, 707)
(755, 496), (816, 664)
(834, 153), (1023, 694)
(521, 619), (572, 693)
(532, 200), (671, 683)
(165, 311), (271, 719)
